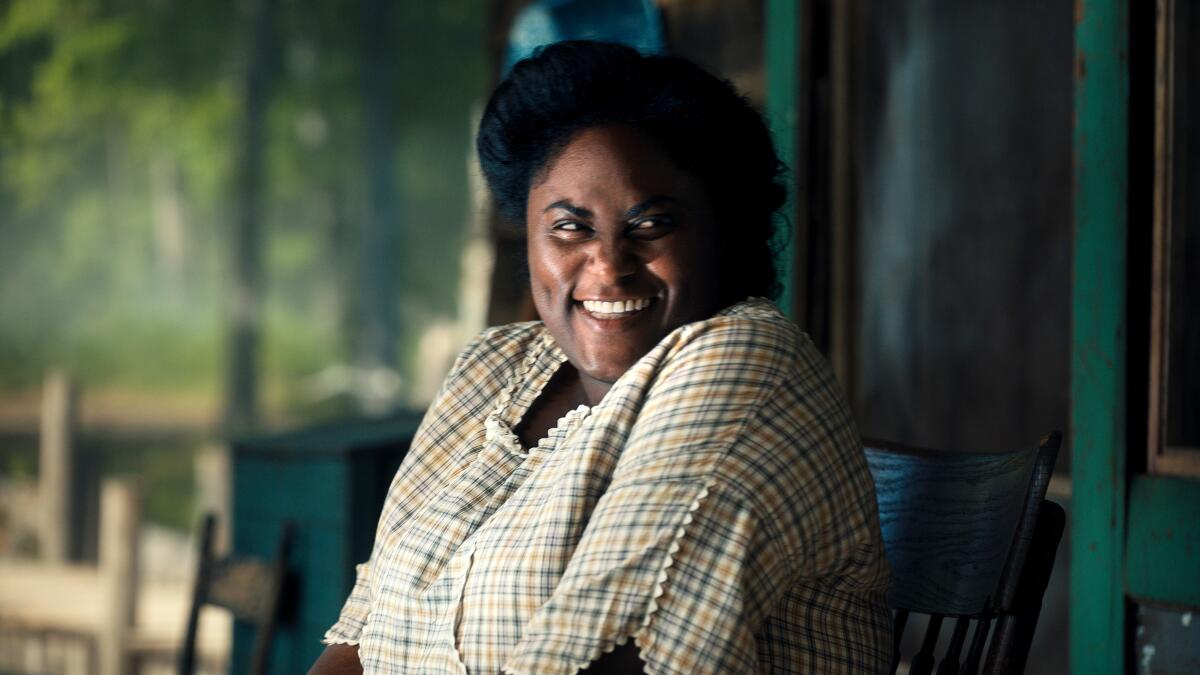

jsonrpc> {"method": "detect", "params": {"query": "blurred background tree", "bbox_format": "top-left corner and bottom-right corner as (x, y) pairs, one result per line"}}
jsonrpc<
(0, 0), (485, 427)
(0, 0), (486, 532)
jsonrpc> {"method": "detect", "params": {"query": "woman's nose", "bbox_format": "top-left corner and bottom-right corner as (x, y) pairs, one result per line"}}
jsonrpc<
(588, 237), (637, 282)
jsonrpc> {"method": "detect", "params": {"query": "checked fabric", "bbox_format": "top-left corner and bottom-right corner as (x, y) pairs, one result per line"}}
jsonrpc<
(324, 299), (891, 674)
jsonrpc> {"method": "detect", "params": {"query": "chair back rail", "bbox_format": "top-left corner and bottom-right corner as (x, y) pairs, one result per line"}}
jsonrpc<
(179, 514), (293, 675)
(864, 441), (1038, 615)
(992, 433), (1061, 611)
(864, 433), (1063, 675)
(983, 501), (1066, 674)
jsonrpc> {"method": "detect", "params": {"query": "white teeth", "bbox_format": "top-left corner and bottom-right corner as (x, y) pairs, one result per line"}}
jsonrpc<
(581, 298), (653, 315)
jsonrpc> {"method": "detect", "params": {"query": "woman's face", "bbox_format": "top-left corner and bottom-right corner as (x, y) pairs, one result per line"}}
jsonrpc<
(526, 125), (721, 403)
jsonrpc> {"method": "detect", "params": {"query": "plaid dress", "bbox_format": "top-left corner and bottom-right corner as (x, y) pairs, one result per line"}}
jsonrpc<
(324, 299), (891, 674)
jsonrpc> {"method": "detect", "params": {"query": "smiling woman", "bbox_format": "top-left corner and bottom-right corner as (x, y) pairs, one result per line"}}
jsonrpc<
(309, 41), (891, 675)
(526, 125), (721, 402)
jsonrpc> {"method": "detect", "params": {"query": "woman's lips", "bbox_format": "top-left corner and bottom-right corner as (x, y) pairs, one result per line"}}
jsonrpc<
(575, 297), (657, 324)
(579, 297), (654, 315)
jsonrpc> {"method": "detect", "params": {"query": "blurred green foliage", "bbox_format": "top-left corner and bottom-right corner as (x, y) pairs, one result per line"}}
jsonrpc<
(105, 441), (198, 530)
(0, 0), (486, 411)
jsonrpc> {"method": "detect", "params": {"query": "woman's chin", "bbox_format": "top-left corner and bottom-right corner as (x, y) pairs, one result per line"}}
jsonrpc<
(575, 351), (642, 388)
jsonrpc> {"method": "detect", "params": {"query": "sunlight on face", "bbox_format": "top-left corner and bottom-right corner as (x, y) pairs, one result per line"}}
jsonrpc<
(525, 125), (721, 402)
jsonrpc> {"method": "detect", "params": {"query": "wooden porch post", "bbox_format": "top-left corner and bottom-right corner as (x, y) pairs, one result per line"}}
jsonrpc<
(1070, 0), (1129, 672)
(765, 0), (802, 320)
(99, 479), (140, 675)
(39, 369), (77, 564)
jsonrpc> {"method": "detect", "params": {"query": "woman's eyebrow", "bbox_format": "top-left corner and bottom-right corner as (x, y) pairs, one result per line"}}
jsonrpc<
(624, 195), (677, 219)
(543, 200), (592, 218)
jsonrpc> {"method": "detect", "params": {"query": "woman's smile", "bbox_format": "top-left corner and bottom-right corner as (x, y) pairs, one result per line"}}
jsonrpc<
(570, 296), (660, 341)
(576, 296), (658, 332)
(577, 297), (656, 316)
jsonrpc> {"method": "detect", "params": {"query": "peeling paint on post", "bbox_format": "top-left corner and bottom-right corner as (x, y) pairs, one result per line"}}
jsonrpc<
(1070, 0), (1129, 673)
(765, 0), (800, 319)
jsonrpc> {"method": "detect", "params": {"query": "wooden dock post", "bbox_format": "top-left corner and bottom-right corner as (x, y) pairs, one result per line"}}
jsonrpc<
(99, 478), (140, 675)
(194, 444), (232, 554)
(39, 369), (78, 563)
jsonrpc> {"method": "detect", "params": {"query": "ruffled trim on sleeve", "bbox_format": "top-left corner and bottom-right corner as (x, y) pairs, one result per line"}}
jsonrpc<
(320, 632), (361, 647)
(321, 560), (373, 649)
(533, 404), (591, 453)
(640, 484), (711, 632)
(485, 331), (591, 457)
(557, 484), (714, 675)
(483, 331), (551, 456)
(504, 481), (714, 675)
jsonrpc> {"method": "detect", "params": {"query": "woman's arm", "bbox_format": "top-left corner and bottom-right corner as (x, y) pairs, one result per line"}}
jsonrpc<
(307, 644), (363, 675)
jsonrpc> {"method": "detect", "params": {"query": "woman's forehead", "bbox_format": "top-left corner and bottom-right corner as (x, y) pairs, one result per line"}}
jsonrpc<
(529, 126), (701, 207)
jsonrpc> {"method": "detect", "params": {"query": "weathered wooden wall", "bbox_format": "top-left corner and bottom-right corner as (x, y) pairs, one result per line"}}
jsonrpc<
(851, 0), (1073, 460)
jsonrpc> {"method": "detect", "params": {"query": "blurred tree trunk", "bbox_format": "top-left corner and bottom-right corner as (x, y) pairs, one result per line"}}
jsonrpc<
(151, 152), (188, 293)
(356, 0), (400, 415)
(225, 0), (277, 436)
(482, 0), (545, 328)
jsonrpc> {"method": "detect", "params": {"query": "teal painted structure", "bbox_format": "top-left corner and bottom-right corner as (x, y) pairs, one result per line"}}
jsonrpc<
(1124, 475), (1200, 609)
(765, 0), (800, 319)
(230, 413), (422, 674)
(1069, 0), (1129, 673)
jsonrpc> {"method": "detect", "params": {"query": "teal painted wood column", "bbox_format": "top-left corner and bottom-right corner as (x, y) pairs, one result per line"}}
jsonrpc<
(1124, 475), (1200, 609)
(1070, 1), (1129, 673)
(765, 0), (800, 319)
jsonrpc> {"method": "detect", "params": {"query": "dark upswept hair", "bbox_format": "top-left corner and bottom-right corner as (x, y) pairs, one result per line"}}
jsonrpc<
(476, 40), (787, 303)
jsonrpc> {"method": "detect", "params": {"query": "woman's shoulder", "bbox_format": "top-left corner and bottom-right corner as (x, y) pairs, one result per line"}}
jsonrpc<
(643, 298), (863, 491)
(651, 297), (818, 387)
(399, 320), (551, 484)
(621, 299), (829, 466)
(693, 298), (806, 351)
(449, 320), (549, 380)
(697, 299), (854, 441)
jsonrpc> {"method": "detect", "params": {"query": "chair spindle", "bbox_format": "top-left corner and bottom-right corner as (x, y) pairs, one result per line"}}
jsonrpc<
(935, 617), (971, 675)
(891, 609), (910, 674)
(909, 613), (944, 675)
(962, 614), (991, 675)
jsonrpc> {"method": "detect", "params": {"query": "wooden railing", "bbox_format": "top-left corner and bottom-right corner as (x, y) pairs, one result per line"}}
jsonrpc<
(0, 370), (230, 675)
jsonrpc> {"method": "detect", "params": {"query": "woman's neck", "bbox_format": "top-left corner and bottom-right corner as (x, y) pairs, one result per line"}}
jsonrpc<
(514, 364), (592, 449)
(579, 374), (613, 406)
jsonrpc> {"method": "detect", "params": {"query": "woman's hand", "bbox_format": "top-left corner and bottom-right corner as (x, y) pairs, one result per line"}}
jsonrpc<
(307, 643), (363, 675)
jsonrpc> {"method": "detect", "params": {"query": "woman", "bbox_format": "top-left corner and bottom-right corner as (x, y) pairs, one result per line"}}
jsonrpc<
(311, 41), (890, 674)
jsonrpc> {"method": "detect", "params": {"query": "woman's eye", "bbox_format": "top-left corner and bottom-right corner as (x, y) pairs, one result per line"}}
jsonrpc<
(630, 216), (674, 236)
(551, 220), (591, 236)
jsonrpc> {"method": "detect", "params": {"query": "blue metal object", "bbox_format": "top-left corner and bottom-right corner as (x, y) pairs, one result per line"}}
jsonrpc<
(503, 0), (666, 75)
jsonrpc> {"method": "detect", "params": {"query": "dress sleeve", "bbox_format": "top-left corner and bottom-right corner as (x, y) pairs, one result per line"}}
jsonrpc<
(320, 325), (518, 646)
(505, 316), (891, 674)
(505, 317), (802, 674)
(322, 562), (372, 646)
